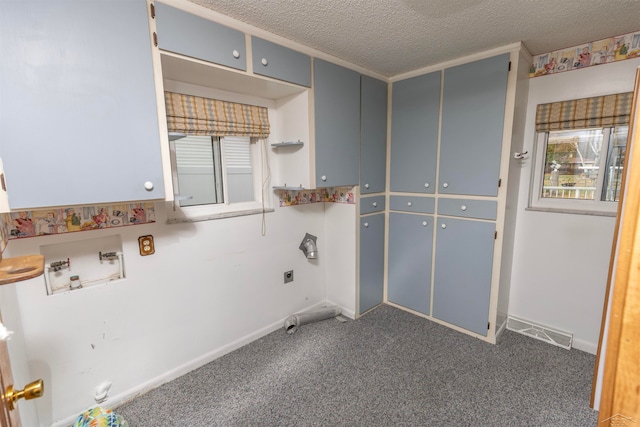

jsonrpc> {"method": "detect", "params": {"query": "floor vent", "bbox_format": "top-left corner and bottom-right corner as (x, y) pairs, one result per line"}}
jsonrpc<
(506, 316), (573, 350)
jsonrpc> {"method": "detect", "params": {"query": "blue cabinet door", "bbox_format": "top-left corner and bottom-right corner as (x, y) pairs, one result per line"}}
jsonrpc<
(359, 214), (385, 314)
(387, 212), (433, 315)
(0, 0), (164, 208)
(251, 37), (311, 87)
(314, 59), (360, 187)
(433, 218), (496, 336)
(360, 75), (388, 194)
(439, 54), (509, 196)
(360, 195), (385, 215)
(390, 71), (441, 193)
(155, 2), (246, 71)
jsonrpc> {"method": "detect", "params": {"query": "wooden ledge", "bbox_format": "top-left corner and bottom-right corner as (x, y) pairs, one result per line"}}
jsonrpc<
(0, 255), (44, 285)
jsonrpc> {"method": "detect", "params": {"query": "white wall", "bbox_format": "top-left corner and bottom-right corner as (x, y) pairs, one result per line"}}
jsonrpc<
(3, 200), (331, 426)
(324, 202), (357, 317)
(508, 58), (640, 354)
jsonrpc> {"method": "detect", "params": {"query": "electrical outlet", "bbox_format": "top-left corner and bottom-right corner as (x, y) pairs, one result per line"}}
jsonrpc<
(138, 235), (155, 256)
(284, 270), (294, 283)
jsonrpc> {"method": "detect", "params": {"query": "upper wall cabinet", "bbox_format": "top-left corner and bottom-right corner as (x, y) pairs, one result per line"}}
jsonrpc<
(360, 76), (388, 194)
(155, 2), (246, 71)
(313, 59), (360, 188)
(390, 71), (441, 193)
(0, 0), (164, 209)
(438, 54), (509, 196)
(251, 37), (311, 87)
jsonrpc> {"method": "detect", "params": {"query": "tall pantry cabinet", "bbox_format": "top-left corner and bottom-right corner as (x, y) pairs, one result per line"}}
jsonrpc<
(384, 45), (529, 343)
(358, 76), (388, 314)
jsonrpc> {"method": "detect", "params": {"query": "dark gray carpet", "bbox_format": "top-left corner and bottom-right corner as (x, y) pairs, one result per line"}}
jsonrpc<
(116, 304), (597, 426)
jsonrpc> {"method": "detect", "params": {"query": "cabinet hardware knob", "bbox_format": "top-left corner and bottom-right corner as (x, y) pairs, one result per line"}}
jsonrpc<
(261, 58), (268, 66)
(364, 222), (369, 228)
(422, 221), (428, 227)
(424, 182), (430, 188)
(442, 182), (449, 188)
(461, 205), (467, 211)
(232, 50), (240, 59)
(407, 202), (412, 207)
(372, 202), (377, 207)
(321, 175), (327, 182)
(144, 181), (154, 191)
(441, 223), (447, 229)
(364, 183), (369, 189)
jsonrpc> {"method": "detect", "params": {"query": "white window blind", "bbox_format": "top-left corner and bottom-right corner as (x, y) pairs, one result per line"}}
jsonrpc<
(223, 136), (254, 203)
(175, 135), (214, 170)
(223, 136), (252, 172)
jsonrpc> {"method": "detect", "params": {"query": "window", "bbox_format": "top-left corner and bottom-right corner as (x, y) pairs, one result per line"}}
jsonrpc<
(168, 134), (270, 221)
(163, 91), (272, 222)
(529, 91), (632, 215)
(530, 125), (628, 214)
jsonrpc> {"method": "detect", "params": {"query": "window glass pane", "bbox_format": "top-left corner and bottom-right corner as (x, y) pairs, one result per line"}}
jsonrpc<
(542, 128), (603, 200)
(602, 126), (628, 202)
(174, 135), (223, 207)
(223, 137), (254, 203)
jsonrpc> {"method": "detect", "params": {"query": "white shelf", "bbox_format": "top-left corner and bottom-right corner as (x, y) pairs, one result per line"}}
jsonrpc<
(271, 140), (304, 148)
(273, 186), (306, 190)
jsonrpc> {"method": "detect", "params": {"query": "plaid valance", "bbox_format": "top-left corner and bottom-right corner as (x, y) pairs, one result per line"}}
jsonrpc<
(164, 91), (270, 138)
(535, 92), (633, 132)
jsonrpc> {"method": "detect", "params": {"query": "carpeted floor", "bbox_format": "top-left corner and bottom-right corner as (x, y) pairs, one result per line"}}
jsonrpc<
(116, 304), (598, 426)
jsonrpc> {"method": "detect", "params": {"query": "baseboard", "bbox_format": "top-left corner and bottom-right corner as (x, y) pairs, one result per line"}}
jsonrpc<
(571, 337), (597, 355)
(326, 299), (355, 319)
(51, 300), (330, 427)
(494, 316), (508, 340)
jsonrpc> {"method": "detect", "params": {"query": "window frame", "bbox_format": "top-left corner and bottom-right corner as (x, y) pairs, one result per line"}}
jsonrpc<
(166, 135), (272, 223)
(528, 126), (624, 216)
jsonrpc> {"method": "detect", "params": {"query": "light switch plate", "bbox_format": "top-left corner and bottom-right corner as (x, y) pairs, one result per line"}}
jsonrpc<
(138, 235), (155, 256)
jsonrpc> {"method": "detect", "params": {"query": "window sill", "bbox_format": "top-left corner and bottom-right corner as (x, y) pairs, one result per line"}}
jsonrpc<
(525, 206), (616, 217)
(166, 206), (274, 224)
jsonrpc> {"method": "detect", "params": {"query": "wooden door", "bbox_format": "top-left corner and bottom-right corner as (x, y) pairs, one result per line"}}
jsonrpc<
(595, 68), (640, 426)
(0, 315), (20, 427)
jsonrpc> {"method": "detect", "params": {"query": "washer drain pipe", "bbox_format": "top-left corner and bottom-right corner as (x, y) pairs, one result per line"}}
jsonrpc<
(284, 306), (342, 334)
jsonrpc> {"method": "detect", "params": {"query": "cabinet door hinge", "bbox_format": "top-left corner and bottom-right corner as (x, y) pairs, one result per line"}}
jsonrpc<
(153, 32), (158, 47)
(150, 3), (156, 19)
(488, 322), (491, 330)
(508, 61), (511, 71)
(494, 231), (498, 240)
(498, 178), (502, 188)
(0, 174), (6, 192)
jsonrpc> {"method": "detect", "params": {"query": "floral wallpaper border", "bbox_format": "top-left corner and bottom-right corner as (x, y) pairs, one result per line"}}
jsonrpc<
(278, 187), (355, 207)
(0, 219), (6, 253)
(530, 30), (640, 78)
(1, 202), (156, 243)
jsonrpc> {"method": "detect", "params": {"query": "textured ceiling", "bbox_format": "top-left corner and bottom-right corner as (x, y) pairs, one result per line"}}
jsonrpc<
(186, 0), (639, 77)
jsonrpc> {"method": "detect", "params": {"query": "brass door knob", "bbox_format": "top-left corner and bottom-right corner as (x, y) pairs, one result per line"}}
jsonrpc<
(5, 379), (44, 410)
